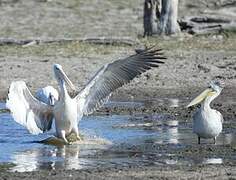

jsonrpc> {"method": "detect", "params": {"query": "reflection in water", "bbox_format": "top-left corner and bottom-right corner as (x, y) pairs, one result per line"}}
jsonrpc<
(203, 158), (223, 165)
(12, 149), (39, 172)
(154, 120), (179, 144)
(112, 114), (180, 145)
(163, 157), (223, 166)
(169, 99), (179, 108)
(190, 157), (224, 166)
(165, 159), (178, 165)
(0, 99), (235, 172)
(11, 146), (76, 172)
(11, 144), (108, 172)
(0, 102), (6, 109)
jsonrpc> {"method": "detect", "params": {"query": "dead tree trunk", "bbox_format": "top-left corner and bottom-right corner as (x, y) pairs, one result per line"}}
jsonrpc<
(143, 0), (180, 36)
(143, 0), (160, 37)
(158, 0), (180, 35)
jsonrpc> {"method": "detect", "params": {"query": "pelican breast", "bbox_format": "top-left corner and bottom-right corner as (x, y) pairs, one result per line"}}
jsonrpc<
(53, 94), (77, 134)
(193, 108), (223, 138)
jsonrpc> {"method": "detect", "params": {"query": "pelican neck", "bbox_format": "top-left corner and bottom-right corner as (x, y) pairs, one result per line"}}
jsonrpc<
(59, 80), (69, 99)
(201, 92), (219, 111)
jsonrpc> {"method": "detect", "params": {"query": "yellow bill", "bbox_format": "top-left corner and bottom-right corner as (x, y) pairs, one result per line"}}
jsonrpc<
(187, 88), (213, 108)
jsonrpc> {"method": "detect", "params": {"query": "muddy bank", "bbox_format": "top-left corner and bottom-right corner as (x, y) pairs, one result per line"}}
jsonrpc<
(1, 165), (235, 180)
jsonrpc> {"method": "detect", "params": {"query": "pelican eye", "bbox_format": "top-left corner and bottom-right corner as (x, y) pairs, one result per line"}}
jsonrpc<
(214, 81), (220, 86)
(54, 66), (61, 71)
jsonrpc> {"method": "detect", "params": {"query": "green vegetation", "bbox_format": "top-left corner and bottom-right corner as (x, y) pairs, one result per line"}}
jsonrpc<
(0, 163), (15, 172)
(0, 32), (236, 61)
(140, 33), (236, 51)
(0, 42), (127, 58)
(0, 109), (10, 113)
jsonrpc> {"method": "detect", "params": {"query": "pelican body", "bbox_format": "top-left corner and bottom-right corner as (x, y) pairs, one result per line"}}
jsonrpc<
(7, 47), (166, 144)
(187, 81), (223, 144)
(52, 64), (82, 142)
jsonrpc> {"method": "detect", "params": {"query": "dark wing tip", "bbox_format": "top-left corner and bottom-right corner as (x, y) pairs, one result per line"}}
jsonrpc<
(137, 46), (167, 64)
(155, 60), (165, 64)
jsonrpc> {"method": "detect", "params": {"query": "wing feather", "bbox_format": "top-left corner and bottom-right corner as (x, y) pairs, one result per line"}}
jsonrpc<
(6, 81), (54, 134)
(76, 47), (166, 115)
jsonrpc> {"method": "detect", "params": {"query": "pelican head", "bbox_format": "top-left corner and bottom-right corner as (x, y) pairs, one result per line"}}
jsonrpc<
(187, 80), (224, 108)
(35, 86), (59, 106)
(48, 93), (57, 106)
(53, 64), (77, 91)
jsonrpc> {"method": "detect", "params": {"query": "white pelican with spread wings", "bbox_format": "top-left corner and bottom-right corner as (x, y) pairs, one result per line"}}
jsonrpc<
(7, 47), (166, 144)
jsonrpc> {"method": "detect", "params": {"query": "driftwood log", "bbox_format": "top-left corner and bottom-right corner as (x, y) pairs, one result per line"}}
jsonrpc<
(179, 15), (236, 35)
(176, 1), (236, 35)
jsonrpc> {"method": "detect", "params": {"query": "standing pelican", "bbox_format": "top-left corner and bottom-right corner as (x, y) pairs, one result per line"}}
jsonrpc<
(187, 81), (224, 144)
(7, 47), (166, 144)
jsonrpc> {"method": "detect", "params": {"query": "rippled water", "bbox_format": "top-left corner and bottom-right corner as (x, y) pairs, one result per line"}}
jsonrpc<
(0, 101), (235, 172)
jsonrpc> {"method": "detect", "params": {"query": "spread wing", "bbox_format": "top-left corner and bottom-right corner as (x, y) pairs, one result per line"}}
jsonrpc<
(6, 81), (54, 134)
(76, 47), (166, 115)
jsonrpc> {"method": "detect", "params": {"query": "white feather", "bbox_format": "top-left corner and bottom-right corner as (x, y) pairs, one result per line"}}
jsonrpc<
(7, 81), (42, 134)
(6, 81), (53, 135)
(193, 108), (222, 138)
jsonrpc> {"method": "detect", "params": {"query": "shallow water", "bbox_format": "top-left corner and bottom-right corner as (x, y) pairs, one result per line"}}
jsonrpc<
(0, 101), (235, 172)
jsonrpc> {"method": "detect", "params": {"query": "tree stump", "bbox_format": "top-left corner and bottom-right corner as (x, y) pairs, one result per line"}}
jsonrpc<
(157, 0), (180, 35)
(143, 0), (180, 36)
(143, 0), (160, 37)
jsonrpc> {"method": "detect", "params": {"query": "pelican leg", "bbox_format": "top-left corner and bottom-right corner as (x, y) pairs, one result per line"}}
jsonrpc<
(71, 126), (82, 141)
(59, 130), (70, 145)
(213, 137), (216, 144)
(198, 137), (201, 144)
(76, 135), (82, 141)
